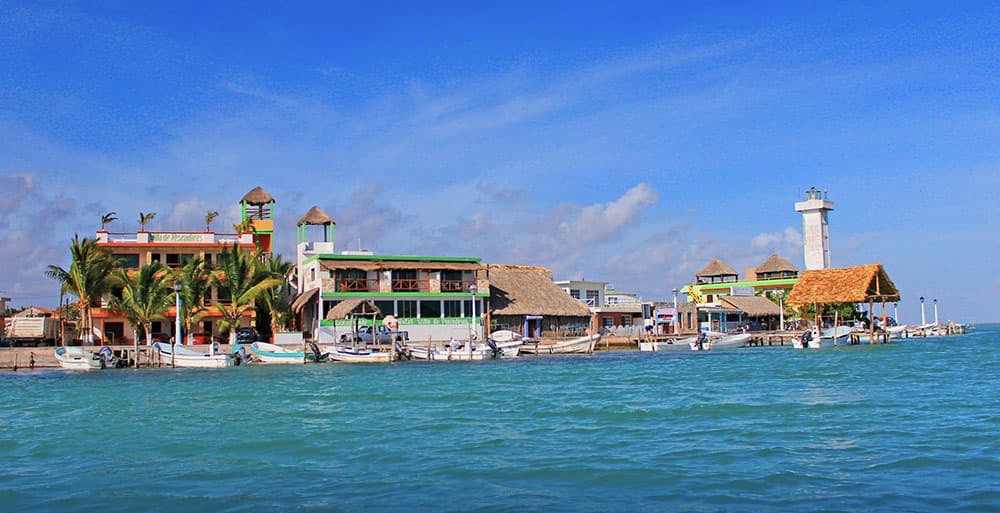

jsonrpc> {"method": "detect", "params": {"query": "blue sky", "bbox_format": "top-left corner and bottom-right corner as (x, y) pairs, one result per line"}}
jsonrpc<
(1, 1), (997, 322)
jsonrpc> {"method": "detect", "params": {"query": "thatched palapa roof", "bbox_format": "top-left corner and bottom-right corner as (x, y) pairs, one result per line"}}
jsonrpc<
(297, 206), (335, 226)
(697, 259), (738, 278)
(786, 264), (900, 305)
(488, 264), (591, 317)
(325, 298), (383, 320)
(719, 295), (781, 317)
(241, 186), (274, 205)
(755, 254), (798, 274)
(290, 288), (319, 314)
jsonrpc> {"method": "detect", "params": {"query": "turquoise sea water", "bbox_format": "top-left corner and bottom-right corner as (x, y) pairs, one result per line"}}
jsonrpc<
(2, 326), (998, 512)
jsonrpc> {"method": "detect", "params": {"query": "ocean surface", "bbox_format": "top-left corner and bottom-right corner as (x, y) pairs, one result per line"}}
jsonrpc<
(2, 326), (998, 513)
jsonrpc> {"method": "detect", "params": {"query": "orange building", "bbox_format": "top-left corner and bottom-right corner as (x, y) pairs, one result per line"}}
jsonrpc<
(91, 187), (275, 344)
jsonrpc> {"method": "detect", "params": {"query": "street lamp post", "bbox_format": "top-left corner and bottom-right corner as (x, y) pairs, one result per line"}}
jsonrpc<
(469, 283), (478, 358)
(933, 298), (939, 325)
(919, 296), (926, 326)
(173, 280), (182, 368)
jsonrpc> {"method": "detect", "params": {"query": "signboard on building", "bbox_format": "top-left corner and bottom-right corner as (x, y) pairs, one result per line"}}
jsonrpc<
(149, 233), (207, 243)
(730, 286), (755, 296)
(655, 308), (676, 323)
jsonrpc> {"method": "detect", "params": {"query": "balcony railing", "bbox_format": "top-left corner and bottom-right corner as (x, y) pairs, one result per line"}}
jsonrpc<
(391, 278), (429, 292)
(441, 279), (476, 293)
(338, 278), (381, 292)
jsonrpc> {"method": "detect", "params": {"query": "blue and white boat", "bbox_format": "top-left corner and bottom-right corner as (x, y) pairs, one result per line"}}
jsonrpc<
(250, 342), (305, 364)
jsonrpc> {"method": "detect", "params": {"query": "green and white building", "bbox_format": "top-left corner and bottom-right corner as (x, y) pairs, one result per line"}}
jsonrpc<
(292, 206), (488, 343)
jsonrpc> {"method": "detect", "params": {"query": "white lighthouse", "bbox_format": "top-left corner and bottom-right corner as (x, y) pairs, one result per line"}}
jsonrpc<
(794, 187), (834, 270)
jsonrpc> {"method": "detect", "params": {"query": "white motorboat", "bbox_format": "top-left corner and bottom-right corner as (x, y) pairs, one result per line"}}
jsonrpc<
(152, 342), (235, 368)
(54, 346), (114, 370)
(488, 330), (524, 357)
(640, 336), (698, 352)
(820, 326), (852, 343)
(407, 342), (495, 361)
(707, 333), (751, 350)
(520, 334), (600, 355)
(322, 344), (393, 363)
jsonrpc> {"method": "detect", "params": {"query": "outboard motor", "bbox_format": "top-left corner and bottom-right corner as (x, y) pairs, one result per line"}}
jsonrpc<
(307, 341), (324, 362)
(210, 341), (221, 356)
(393, 340), (410, 361)
(486, 338), (500, 358)
(232, 344), (247, 366)
(800, 329), (813, 348)
(98, 345), (115, 368)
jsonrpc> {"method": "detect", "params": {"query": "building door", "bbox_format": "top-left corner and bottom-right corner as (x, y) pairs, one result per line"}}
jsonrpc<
(104, 322), (125, 344)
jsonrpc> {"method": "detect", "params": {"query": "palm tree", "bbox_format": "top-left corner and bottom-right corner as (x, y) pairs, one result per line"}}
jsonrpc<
(45, 235), (117, 344)
(174, 257), (212, 343)
(139, 212), (156, 232)
(108, 263), (173, 367)
(100, 211), (118, 230)
(212, 244), (283, 344)
(233, 218), (255, 235)
(256, 254), (295, 341)
(205, 211), (220, 232)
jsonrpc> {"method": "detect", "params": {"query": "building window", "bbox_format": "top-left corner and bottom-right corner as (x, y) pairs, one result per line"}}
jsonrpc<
(203, 253), (212, 265)
(444, 300), (462, 317)
(112, 254), (139, 269)
(420, 300), (441, 318)
(323, 300), (339, 318)
(569, 289), (581, 299)
(586, 290), (599, 306)
(602, 317), (614, 328)
(374, 300), (395, 317)
(397, 300), (417, 318)
(622, 316), (632, 326)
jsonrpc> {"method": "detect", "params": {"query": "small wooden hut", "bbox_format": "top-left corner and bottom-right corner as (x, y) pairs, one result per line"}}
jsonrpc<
(487, 264), (592, 338)
(719, 295), (781, 329)
(786, 264), (901, 343)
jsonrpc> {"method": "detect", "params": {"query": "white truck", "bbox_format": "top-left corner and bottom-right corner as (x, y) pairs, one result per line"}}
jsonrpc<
(6, 316), (58, 346)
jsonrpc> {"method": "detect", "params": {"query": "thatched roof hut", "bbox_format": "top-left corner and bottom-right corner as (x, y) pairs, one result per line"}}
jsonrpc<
(488, 265), (591, 317)
(487, 264), (591, 336)
(696, 259), (738, 283)
(786, 264), (900, 305)
(241, 186), (274, 205)
(719, 295), (781, 317)
(297, 206), (335, 226)
(755, 254), (798, 280)
(325, 298), (383, 320)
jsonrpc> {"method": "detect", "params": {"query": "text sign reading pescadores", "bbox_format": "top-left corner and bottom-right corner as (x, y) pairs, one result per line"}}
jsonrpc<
(149, 233), (206, 243)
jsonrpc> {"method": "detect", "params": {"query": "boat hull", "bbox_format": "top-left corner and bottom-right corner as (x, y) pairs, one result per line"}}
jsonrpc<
(323, 345), (393, 363)
(152, 343), (234, 368)
(250, 342), (305, 364)
(54, 347), (104, 370)
(407, 345), (494, 361)
(644, 337), (698, 352)
(521, 334), (599, 355)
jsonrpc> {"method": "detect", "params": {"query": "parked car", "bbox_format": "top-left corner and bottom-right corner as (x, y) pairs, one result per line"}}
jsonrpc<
(235, 327), (257, 343)
(339, 325), (409, 345)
